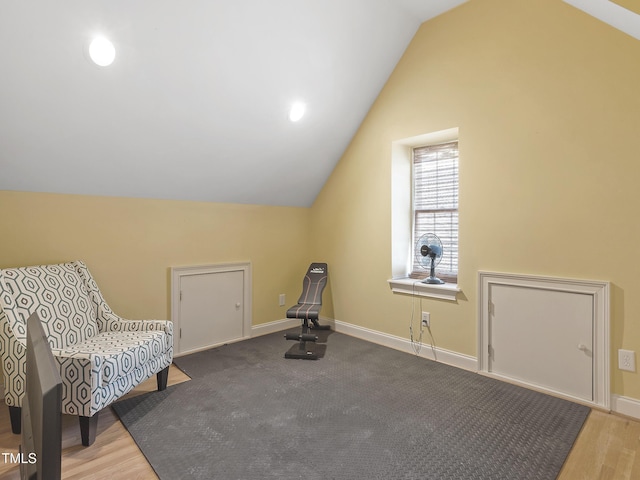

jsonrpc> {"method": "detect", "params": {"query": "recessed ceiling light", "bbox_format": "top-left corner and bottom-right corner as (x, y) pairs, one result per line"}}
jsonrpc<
(89, 37), (116, 67)
(289, 102), (306, 122)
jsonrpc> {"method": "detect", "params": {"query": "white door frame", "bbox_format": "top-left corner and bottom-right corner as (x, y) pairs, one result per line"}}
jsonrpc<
(478, 271), (610, 409)
(171, 262), (252, 356)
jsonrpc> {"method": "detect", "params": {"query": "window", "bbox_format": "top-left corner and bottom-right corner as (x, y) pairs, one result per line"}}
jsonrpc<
(411, 141), (458, 283)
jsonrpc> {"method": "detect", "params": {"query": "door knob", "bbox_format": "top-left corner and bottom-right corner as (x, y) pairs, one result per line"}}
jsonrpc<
(577, 343), (588, 351)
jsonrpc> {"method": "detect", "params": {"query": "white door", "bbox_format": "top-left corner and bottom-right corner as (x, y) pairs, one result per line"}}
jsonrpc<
(179, 270), (244, 354)
(488, 284), (594, 402)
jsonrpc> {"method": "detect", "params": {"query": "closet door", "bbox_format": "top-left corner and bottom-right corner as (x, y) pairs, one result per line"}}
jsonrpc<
(488, 284), (594, 402)
(178, 270), (244, 354)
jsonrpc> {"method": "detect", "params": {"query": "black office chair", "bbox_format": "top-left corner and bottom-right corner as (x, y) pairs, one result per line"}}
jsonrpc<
(284, 263), (330, 359)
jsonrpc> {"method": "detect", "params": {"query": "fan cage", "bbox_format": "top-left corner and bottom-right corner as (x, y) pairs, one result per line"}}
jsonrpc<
(411, 215), (458, 282)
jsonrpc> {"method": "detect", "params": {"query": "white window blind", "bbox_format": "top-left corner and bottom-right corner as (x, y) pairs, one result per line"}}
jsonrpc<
(412, 141), (459, 282)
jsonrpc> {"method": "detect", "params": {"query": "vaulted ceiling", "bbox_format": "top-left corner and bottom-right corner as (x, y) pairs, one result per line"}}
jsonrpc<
(0, 1), (637, 207)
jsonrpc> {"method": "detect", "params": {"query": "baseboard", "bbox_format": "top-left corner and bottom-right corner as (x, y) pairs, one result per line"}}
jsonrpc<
(251, 318), (299, 337)
(611, 394), (640, 420)
(327, 317), (478, 372)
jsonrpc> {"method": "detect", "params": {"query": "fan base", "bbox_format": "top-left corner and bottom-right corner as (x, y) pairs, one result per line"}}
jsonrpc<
(422, 277), (445, 285)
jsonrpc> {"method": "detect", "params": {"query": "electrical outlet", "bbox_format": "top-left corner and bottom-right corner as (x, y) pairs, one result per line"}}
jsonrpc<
(421, 312), (430, 328)
(618, 349), (636, 372)
(279, 294), (286, 307)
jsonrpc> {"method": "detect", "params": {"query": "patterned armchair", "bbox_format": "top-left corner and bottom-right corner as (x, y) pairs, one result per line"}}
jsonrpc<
(0, 261), (173, 446)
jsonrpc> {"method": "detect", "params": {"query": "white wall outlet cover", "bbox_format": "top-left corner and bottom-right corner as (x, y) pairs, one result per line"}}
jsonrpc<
(618, 349), (636, 372)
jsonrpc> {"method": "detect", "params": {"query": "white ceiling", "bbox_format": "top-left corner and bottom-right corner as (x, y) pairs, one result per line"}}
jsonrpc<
(0, 0), (468, 207)
(0, 1), (637, 207)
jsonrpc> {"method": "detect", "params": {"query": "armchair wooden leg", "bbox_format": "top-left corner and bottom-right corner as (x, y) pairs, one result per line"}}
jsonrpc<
(8, 406), (21, 434)
(79, 414), (99, 446)
(157, 366), (169, 391)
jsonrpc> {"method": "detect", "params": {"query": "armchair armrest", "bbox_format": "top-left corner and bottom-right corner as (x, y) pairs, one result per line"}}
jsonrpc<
(51, 349), (100, 417)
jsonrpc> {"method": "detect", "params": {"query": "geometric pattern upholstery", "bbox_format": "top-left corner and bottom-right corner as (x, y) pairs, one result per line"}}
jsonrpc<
(1, 263), (99, 349)
(0, 260), (173, 417)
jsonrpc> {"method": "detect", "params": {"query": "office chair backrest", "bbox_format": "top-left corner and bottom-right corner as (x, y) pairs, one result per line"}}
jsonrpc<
(296, 263), (328, 305)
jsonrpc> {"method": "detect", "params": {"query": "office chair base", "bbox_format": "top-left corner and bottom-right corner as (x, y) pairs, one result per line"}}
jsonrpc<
(285, 342), (320, 360)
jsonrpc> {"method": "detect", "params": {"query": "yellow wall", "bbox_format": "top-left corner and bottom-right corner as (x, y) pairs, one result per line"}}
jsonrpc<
(0, 190), (311, 326)
(310, 0), (640, 400)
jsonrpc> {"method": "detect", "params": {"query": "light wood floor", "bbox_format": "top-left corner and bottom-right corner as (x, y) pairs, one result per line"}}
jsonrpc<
(0, 366), (190, 480)
(0, 365), (638, 479)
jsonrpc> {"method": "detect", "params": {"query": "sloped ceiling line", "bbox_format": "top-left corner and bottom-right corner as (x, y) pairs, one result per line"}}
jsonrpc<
(3, 1), (637, 207)
(563, 0), (640, 40)
(0, 0), (468, 207)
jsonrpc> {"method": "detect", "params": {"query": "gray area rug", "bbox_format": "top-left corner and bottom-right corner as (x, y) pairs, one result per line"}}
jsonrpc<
(112, 331), (589, 479)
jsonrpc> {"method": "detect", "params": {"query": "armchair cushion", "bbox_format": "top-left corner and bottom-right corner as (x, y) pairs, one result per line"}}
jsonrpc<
(56, 330), (168, 387)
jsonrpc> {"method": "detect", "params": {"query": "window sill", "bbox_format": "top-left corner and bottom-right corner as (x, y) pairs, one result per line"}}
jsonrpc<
(387, 278), (461, 301)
